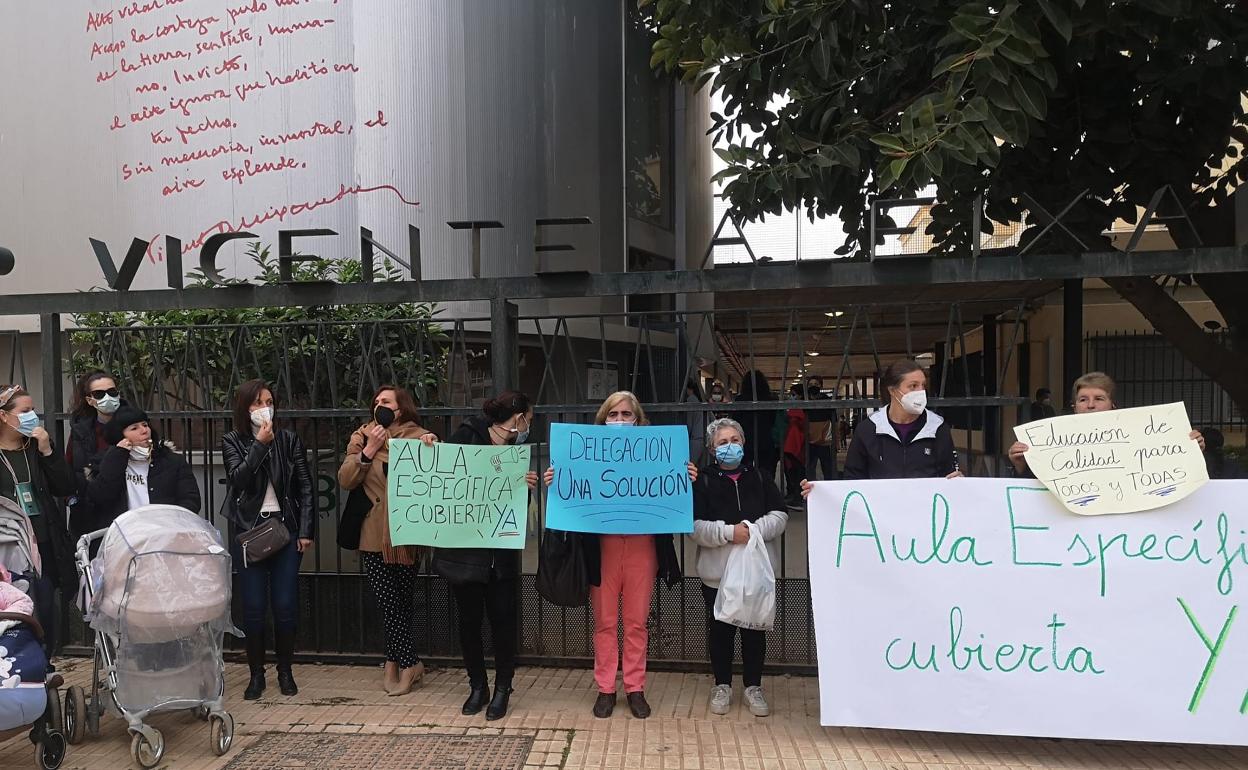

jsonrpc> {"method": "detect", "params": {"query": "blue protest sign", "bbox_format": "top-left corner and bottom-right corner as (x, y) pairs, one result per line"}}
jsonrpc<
(545, 423), (693, 535)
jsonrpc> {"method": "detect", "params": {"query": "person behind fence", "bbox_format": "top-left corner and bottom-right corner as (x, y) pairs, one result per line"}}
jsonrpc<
(806, 359), (963, 489)
(338, 384), (436, 698)
(0, 385), (75, 658)
(222, 379), (315, 701)
(1007, 372), (1204, 477)
(781, 385), (808, 507)
(804, 375), (837, 482)
(691, 417), (787, 718)
(82, 406), (201, 532)
(65, 369), (125, 537)
(544, 391), (691, 720)
(733, 370), (780, 485)
(431, 390), (538, 721)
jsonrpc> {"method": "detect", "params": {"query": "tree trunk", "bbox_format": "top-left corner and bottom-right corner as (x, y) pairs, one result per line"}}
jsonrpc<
(1104, 275), (1248, 419)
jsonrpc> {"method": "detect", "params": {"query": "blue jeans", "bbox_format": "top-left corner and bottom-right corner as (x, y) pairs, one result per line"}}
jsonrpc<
(237, 538), (301, 635)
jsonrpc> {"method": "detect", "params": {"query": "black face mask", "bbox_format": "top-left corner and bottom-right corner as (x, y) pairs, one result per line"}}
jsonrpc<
(374, 405), (396, 428)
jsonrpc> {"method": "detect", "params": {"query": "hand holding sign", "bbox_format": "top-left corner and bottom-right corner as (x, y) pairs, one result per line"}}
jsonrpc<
(1013, 402), (1209, 515)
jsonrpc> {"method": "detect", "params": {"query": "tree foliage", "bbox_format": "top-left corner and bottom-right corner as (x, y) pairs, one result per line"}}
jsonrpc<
(648, 0), (1247, 255)
(648, 0), (1248, 413)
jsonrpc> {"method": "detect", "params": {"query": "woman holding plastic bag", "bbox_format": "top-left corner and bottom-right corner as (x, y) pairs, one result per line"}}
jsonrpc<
(690, 417), (787, 718)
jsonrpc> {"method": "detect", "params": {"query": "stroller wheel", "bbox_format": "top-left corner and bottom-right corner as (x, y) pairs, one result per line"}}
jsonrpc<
(63, 686), (86, 745)
(36, 731), (66, 770)
(210, 712), (234, 756)
(130, 730), (164, 769)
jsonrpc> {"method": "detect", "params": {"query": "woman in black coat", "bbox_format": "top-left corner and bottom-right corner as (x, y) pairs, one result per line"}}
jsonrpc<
(83, 406), (201, 532)
(0, 385), (76, 656)
(65, 369), (125, 537)
(222, 379), (315, 700)
(431, 390), (538, 722)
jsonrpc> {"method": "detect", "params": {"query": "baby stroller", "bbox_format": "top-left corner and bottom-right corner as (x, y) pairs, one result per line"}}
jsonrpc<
(0, 499), (67, 769)
(65, 505), (236, 768)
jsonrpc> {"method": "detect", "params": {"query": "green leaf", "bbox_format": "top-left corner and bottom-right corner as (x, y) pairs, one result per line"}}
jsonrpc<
(1037, 0), (1073, 42)
(933, 51), (972, 77)
(985, 82), (1019, 112)
(813, 37), (831, 79)
(869, 133), (908, 153)
(1011, 76), (1047, 120)
(997, 37), (1036, 66)
(714, 147), (735, 164)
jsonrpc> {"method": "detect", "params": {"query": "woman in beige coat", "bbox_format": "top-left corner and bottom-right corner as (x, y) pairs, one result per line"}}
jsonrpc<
(338, 384), (436, 696)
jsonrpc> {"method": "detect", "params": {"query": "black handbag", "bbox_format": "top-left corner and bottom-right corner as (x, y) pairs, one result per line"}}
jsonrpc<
(236, 513), (290, 567)
(535, 529), (589, 607)
(336, 487), (370, 551)
(432, 551), (491, 586)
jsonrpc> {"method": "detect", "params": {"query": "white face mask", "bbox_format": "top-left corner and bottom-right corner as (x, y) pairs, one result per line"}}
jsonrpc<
(94, 395), (121, 415)
(605, 420), (635, 427)
(129, 445), (151, 462)
(250, 407), (273, 427)
(899, 389), (927, 416)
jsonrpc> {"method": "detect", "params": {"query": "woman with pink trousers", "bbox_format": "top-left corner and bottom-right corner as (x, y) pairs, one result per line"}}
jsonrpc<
(545, 391), (694, 719)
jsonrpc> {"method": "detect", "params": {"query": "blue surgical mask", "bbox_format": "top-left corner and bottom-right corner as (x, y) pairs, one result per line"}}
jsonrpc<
(514, 430), (529, 444)
(715, 443), (744, 467)
(14, 411), (39, 437)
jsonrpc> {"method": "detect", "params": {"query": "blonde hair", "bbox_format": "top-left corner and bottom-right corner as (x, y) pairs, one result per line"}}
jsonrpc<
(594, 391), (649, 426)
(1071, 371), (1116, 407)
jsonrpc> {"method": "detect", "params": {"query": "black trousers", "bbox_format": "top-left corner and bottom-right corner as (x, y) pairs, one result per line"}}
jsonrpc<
(452, 577), (518, 688)
(702, 584), (765, 687)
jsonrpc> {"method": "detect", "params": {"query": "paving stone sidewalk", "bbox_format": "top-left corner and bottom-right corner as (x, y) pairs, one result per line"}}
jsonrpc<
(2, 659), (1245, 769)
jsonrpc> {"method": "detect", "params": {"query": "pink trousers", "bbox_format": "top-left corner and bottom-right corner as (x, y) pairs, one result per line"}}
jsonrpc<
(590, 534), (657, 694)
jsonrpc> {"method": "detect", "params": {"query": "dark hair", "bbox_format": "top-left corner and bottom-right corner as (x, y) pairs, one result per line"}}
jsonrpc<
(373, 384), (421, 427)
(738, 370), (774, 401)
(104, 405), (156, 446)
(684, 379), (703, 401)
(0, 385), (29, 413)
(880, 359), (925, 404)
(807, 374), (824, 386)
(232, 379), (275, 434)
(70, 370), (115, 419)
(789, 384), (805, 398)
(482, 390), (531, 424)
(1035, 388), (1051, 400)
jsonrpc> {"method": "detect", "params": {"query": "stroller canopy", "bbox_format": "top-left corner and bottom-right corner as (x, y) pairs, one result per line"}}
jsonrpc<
(91, 505), (232, 644)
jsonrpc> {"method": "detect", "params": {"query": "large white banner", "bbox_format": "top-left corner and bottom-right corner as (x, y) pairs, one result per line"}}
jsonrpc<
(809, 478), (1248, 745)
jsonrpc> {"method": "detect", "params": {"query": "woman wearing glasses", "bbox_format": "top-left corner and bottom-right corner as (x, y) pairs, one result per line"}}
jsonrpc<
(66, 370), (124, 536)
(0, 385), (76, 657)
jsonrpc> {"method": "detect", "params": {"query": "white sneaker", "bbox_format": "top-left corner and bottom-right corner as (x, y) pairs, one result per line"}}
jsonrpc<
(743, 686), (770, 717)
(709, 684), (732, 715)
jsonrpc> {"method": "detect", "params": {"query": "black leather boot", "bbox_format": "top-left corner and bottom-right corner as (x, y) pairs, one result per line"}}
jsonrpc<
(486, 683), (513, 721)
(462, 682), (490, 716)
(275, 629), (298, 696)
(243, 631), (266, 701)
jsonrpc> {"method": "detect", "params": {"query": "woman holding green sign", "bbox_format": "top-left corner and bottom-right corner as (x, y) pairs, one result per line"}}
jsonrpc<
(543, 390), (693, 720)
(432, 390), (539, 722)
(338, 384), (437, 698)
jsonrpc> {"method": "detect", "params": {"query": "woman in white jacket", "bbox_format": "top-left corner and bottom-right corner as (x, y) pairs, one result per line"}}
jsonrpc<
(691, 417), (788, 717)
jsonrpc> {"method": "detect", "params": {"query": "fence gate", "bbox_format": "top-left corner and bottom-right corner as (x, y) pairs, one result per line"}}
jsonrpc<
(48, 294), (1026, 675)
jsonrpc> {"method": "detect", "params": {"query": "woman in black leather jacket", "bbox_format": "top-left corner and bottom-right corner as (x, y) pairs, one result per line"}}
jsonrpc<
(221, 379), (315, 701)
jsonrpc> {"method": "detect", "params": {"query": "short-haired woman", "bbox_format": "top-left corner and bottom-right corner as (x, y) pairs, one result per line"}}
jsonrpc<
(1008, 372), (1204, 476)
(338, 384), (437, 697)
(222, 379), (315, 700)
(691, 417), (787, 717)
(544, 391), (694, 719)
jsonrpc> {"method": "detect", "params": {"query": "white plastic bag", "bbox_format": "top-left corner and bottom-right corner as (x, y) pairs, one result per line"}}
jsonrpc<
(713, 522), (776, 630)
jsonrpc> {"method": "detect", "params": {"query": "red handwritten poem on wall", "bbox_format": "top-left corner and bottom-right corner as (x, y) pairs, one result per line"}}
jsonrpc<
(85, 0), (418, 256)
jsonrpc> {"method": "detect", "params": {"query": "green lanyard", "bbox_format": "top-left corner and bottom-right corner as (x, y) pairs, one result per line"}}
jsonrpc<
(0, 449), (37, 517)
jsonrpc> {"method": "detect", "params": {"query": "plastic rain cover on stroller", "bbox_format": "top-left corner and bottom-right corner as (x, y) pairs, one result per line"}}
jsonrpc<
(87, 506), (233, 715)
(0, 498), (40, 589)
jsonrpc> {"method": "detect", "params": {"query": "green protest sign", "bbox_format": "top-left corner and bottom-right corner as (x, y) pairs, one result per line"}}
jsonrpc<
(387, 440), (530, 549)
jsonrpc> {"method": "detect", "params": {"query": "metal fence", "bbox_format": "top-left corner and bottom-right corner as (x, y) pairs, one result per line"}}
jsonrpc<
(44, 300), (1024, 674)
(1086, 331), (1242, 431)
